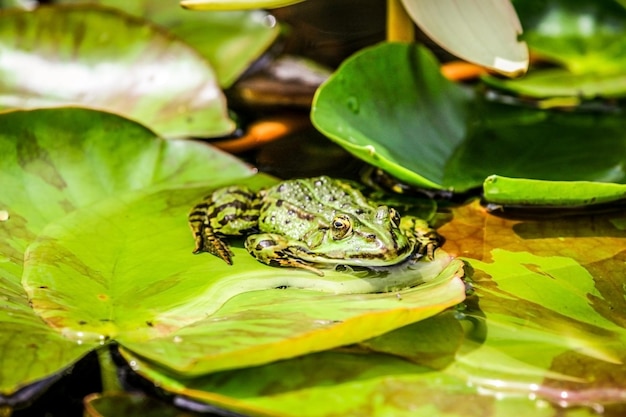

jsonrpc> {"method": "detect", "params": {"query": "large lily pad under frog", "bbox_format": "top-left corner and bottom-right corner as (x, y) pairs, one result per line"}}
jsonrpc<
(0, 108), (465, 397)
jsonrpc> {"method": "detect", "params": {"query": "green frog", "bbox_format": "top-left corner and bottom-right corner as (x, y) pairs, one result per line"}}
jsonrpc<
(188, 176), (441, 276)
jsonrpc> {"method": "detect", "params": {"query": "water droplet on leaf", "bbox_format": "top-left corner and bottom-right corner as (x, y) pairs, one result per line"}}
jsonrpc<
(346, 97), (360, 114)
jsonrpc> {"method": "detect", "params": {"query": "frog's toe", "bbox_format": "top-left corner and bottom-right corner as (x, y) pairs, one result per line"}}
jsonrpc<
(413, 231), (443, 261)
(245, 234), (323, 276)
(268, 258), (324, 276)
(194, 229), (233, 265)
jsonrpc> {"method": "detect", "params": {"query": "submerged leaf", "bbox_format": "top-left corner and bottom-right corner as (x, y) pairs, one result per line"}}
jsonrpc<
(0, 6), (234, 137)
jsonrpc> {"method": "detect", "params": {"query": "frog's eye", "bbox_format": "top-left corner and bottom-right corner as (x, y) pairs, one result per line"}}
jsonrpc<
(389, 208), (401, 228)
(331, 214), (352, 240)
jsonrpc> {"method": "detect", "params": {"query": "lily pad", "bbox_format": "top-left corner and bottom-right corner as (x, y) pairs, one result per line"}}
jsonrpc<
(116, 199), (626, 417)
(484, 0), (626, 98)
(311, 42), (626, 195)
(0, 107), (252, 395)
(54, 1), (280, 87)
(0, 6), (234, 138)
(0, 107), (465, 397)
(483, 175), (626, 206)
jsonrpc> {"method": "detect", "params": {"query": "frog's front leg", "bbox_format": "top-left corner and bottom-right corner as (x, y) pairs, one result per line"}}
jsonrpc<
(189, 186), (259, 264)
(401, 216), (442, 260)
(245, 233), (324, 276)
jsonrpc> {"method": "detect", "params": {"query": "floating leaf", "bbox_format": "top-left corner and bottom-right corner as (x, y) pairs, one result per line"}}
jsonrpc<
(484, 0), (626, 98)
(483, 175), (626, 206)
(513, 0), (626, 74)
(117, 199), (626, 417)
(312, 43), (471, 191)
(55, 1), (280, 87)
(0, 107), (252, 395)
(0, 107), (465, 398)
(0, 6), (234, 138)
(312, 42), (626, 196)
(402, 0), (528, 77)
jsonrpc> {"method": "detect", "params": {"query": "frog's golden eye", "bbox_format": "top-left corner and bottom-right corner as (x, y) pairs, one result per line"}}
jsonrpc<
(331, 214), (352, 240)
(389, 208), (401, 228)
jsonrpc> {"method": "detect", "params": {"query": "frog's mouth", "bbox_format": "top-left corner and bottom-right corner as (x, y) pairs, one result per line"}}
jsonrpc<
(305, 241), (417, 267)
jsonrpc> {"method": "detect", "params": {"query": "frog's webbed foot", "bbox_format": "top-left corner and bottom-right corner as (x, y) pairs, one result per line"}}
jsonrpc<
(196, 226), (234, 264)
(245, 234), (324, 276)
(403, 217), (443, 261)
(189, 186), (259, 265)
(189, 210), (234, 264)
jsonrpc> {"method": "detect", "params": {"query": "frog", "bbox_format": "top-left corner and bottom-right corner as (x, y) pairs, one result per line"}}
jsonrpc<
(188, 176), (441, 276)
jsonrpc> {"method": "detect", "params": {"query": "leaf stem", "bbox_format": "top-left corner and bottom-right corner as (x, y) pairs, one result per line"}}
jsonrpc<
(387, 0), (414, 42)
(97, 345), (123, 393)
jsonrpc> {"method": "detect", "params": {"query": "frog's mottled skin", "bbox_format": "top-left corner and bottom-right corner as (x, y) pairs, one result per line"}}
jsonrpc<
(188, 176), (440, 275)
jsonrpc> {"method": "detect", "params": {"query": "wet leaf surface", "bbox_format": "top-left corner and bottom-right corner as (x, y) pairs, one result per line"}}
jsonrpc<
(484, 0), (626, 98)
(311, 42), (626, 195)
(121, 199), (626, 416)
(0, 107), (464, 398)
(55, 0), (280, 87)
(0, 6), (233, 138)
(0, 107), (252, 395)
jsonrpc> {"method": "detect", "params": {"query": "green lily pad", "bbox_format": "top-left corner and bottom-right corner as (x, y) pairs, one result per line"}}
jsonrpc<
(485, 68), (626, 100)
(23, 183), (463, 374)
(513, 0), (626, 74)
(483, 175), (626, 206)
(311, 43), (471, 191)
(0, 6), (234, 138)
(54, 1), (280, 87)
(484, 0), (626, 98)
(0, 107), (252, 395)
(311, 42), (626, 194)
(116, 199), (626, 417)
(0, 107), (465, 396)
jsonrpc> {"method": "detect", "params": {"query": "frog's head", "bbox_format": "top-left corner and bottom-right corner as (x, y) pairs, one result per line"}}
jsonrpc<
(305, 205), (415, 266)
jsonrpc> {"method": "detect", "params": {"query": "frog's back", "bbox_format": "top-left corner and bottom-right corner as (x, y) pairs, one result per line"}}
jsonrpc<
(258, 176), (375, 240)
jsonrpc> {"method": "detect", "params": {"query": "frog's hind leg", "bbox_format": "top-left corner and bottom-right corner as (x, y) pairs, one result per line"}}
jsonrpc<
(245, 234), (324, 276)
(403, 216), (443, 261)
(189, 186), (259, 264)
